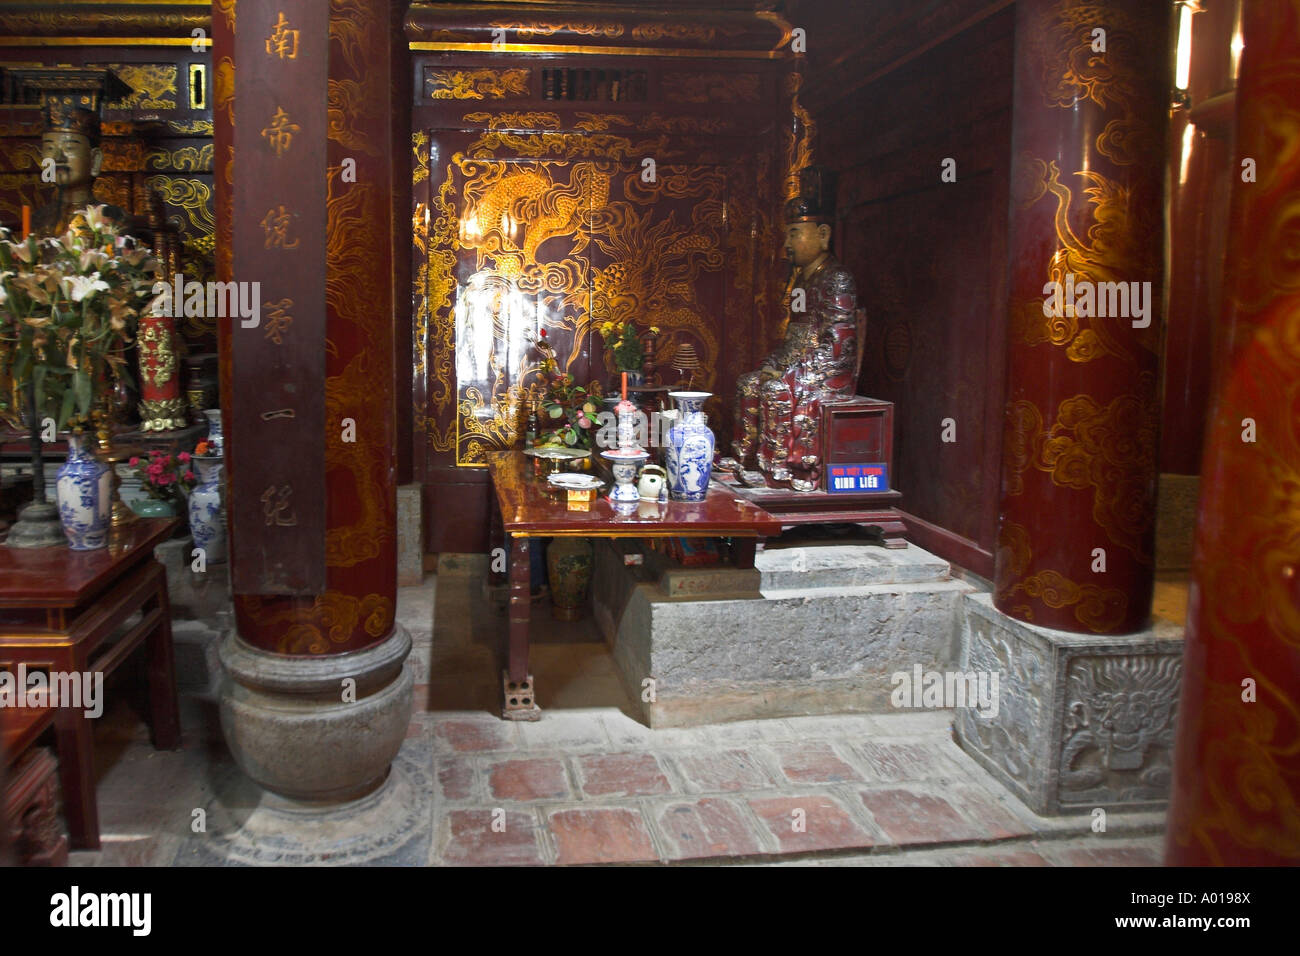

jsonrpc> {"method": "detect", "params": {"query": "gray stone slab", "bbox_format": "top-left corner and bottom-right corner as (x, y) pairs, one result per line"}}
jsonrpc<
(155, 534), (232, 624)
(172, 619), (223, 694)
(954, 593), (1184, 816)
(756, 543), (950, 590)
(397, 483), (423, 586)
(593, 539), (976, 727)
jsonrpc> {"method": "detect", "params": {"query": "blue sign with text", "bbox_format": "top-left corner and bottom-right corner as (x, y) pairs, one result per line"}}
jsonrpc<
(827, 463), (888, 494)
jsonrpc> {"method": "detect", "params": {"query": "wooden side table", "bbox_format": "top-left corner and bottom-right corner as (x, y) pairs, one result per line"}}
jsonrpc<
(3, 742), (68, 866)
(487, 451), (782, 720)
(0, 518), (182, 850)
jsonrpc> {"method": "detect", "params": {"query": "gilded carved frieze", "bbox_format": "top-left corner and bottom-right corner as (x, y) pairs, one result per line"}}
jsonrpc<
(425, 68), (530, 100)
(98, 138), (146, 171)
(147, 143), (214, 172)
(662, 71), (760, 104)
(91, 174), (132, 212)
(630, 24), (715, 43)
(488, 21), (624, 39)
(168, 119), (214, 136)
(101, 64), (178, 111)
(462, 110), (671, 162)
(0, 11), (207, 34)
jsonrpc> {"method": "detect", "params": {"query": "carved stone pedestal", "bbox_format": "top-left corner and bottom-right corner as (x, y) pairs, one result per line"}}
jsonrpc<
(955, 593), (1183, 816)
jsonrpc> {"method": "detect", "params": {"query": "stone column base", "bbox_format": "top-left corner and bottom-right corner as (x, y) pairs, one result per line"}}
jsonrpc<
(218, 624), (413, 804)
(955, 593), (1183, 816)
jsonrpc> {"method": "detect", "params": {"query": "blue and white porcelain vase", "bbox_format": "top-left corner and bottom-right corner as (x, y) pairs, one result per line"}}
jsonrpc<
(56, 434), (113, 550)
(203, 408), (224, 456)
(188, 454), (227, 562)
(665, 391), (715, 502)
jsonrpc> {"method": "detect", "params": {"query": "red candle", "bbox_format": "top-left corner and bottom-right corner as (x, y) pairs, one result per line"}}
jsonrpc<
(621, 371), (627, 400)
(21, 205), (30, 240)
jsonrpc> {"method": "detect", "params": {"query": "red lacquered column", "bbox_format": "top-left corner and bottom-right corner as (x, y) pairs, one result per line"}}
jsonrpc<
(994, 0), (1171, 634)
(226, 0), (397, 657)
(215, 0), (407, 804)
(1166, 0), (1300, 866)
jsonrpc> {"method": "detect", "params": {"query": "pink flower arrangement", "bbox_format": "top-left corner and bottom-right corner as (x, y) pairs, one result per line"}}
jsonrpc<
(128, 449), (196, 503)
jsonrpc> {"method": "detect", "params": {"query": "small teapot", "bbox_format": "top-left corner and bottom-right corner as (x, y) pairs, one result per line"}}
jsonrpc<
(637, 464), (667, 502)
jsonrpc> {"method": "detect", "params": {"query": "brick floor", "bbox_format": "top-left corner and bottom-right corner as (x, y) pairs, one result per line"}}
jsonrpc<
(438, 809), (545, 866)
(67, 578), (1175, 868)
(548, 807), (657, 865)
(1050, 844), (1163, 866)
(749, 794), (877, 854)
(655, 798), (766, 861)
(771, 741), (864, 784)
(854, 740), (961, 783)
(945, 849), (1051, 866)
(432, 718), (517, 754)
(947, 784), (1034, 840)
(861, 787), (989, 845)
(674, 749), (777, 793)
(434, 756), (476, 800)
(576, 752), (673, 797)
(486, 757), (571, 801)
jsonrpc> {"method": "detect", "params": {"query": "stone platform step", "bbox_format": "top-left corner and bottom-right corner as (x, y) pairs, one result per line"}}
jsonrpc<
(593, 539), (978, 727)
(755, 542), (950, 591)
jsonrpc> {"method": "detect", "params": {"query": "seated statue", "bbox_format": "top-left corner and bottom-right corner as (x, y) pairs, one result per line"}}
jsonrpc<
(30, 90), (127, 240)
(730, 166), (859, 492)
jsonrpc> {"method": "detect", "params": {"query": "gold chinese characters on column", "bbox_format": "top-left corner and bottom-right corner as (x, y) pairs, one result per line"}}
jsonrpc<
(266, 13), (299, 60)
(261, 107), (300, 157)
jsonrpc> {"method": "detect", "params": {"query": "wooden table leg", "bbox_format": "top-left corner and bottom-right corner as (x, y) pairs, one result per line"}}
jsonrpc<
(502, 535), (539, 720)
(145, 565), (182, 750)
(53, 705), (98, 850)
(488, 494), (506, 587)
(733, 537), (758, 570)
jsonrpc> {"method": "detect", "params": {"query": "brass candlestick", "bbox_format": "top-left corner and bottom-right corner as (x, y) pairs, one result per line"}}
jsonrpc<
(92, 406), (138, 527)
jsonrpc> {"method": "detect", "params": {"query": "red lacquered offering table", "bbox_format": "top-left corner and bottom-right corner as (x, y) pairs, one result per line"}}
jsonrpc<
(486, 451), (781, 719)
(0, 518), (181, 849)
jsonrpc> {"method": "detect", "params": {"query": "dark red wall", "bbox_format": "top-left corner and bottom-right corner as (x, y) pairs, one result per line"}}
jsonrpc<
(800, 4), (1015, 576)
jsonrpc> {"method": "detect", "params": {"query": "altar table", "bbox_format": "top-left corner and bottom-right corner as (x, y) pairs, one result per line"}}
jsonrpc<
(486, 450), (782, 719)
(0, 518), (182, 849)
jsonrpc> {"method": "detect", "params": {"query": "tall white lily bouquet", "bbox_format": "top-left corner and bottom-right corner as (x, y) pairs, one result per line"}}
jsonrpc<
(0, 205), (161, 431)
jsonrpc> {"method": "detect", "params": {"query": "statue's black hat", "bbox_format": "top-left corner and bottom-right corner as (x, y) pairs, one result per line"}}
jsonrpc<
(784, 165), (835, 224)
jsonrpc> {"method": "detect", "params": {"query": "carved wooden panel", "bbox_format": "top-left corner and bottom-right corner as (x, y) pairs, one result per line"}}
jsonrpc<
(413, 104), (775, 551)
